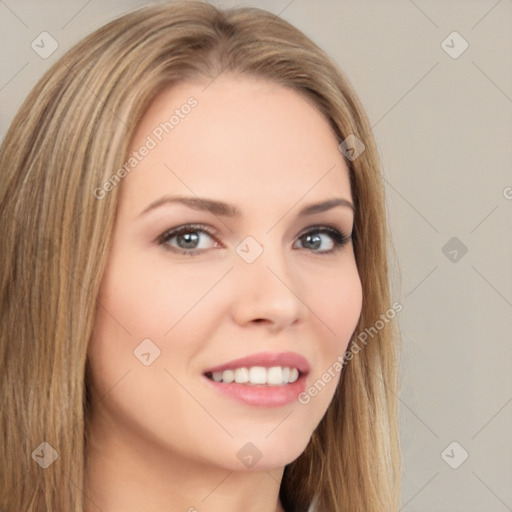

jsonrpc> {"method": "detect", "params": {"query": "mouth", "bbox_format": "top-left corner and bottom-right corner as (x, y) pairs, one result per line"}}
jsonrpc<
(202, 352), (309, 407)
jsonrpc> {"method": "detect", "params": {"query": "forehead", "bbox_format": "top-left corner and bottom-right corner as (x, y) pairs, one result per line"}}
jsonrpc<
(120, 75), (352, 214)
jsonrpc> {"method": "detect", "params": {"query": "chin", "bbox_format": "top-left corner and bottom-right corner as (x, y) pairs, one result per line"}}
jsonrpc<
(217, 429), (312, 471)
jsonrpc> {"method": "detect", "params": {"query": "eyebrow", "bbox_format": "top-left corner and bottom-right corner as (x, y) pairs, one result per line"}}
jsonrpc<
(138, 195), (355, 218)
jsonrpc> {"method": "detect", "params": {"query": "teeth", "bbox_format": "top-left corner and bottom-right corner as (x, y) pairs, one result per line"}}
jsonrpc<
(249, 366), (267, 384)
(234, 367), (249, 383)
(209, 366), (301, 385)
(222, 369), (234, 383)
(266, 366), (282, 385)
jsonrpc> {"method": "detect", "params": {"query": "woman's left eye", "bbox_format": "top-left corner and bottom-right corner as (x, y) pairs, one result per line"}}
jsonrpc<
(293, 226), (351, 254)
(156, 224), (351, 256)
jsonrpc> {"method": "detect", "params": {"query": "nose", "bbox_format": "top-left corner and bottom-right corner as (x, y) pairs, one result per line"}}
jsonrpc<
(230, 245), (307, 332)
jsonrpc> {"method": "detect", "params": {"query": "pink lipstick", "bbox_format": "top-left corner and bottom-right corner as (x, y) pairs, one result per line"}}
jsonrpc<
(203, 351), (309, 407)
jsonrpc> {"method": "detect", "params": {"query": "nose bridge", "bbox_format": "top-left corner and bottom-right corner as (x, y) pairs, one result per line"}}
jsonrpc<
(231, 235), (306, 329)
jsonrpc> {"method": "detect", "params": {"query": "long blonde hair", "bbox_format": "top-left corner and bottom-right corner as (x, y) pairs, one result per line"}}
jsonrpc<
(0, 2), (401, 510)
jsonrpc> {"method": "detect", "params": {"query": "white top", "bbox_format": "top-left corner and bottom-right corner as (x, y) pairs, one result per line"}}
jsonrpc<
(307, 496), (318, 512)
(305, 494), (319, 512)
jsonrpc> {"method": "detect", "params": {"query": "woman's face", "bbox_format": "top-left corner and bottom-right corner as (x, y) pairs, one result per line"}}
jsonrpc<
(87, 75), (362, 472)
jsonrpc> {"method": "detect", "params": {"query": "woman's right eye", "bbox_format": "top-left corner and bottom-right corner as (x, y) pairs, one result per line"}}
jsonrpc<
(157, 224), (220, 255)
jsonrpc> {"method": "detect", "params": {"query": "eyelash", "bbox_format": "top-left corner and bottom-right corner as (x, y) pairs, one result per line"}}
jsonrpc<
(156, 223), (352, 256)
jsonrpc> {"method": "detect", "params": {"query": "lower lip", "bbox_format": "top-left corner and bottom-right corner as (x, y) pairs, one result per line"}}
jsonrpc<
(203, 375), (307, 407)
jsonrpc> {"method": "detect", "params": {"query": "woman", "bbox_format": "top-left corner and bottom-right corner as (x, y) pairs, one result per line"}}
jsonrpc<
(0, 1), (401, 511)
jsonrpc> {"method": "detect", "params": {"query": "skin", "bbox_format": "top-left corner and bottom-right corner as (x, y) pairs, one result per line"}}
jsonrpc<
(85, 75), (363, 512)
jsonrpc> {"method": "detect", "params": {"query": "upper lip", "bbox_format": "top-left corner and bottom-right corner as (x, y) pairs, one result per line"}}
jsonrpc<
(203, 351), (310, 375)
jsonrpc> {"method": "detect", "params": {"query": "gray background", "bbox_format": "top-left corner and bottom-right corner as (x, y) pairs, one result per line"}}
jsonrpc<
(1, 1), (511, 510)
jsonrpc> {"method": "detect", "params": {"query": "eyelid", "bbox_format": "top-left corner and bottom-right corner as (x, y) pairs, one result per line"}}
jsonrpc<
(156, 223), (221, 248)
(297, 223), (351, 238)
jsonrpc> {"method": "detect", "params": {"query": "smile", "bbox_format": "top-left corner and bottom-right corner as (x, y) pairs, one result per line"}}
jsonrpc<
(202, 351), (310, 407)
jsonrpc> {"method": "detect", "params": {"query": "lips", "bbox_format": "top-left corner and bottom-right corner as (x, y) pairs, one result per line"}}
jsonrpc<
(202, 351), (310, 407)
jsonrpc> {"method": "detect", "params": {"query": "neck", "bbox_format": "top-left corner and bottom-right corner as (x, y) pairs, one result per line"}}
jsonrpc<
(84, 411), (287, 512)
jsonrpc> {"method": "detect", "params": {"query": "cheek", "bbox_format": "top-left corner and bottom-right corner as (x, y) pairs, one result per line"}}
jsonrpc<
(87, 256), (225, 389)
(98, 265), (168, 339)
(313, 258), (363, 350)
(86, 261), (165, 397)
(300, 259), (362, 407)
(94, 258), (217, 341)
